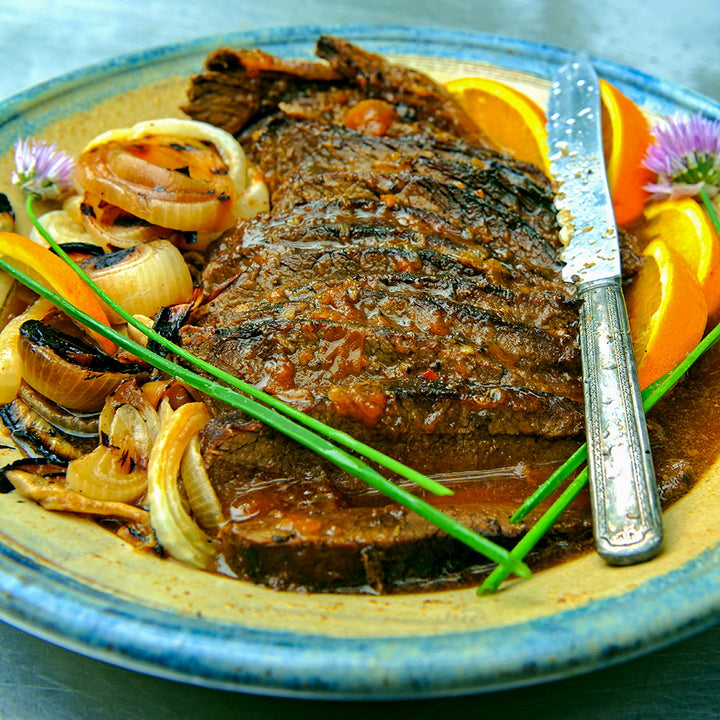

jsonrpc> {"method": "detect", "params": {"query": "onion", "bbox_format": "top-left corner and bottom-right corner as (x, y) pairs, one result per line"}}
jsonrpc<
(125, 314), (153, 348)
(83, 118), (247, 196)
(180, 435), (223, 532)
(65, 392), (162, 503)
(0, 299), (53, 405)
(109, 404), (153, 462)
(18, 382), (99, 438)
(18, 320), (144, 412)
(0, 416), (26, 468)
(66, 445), (148, 503)
(28, 209), (99, 250)
(147, 401), (216, 568)
(79, 191), (187, 250)
(2, 397), (88, 461)
(98, 380), (161, 448)
(76, 121), (241, 232)
(140, 379), (196, 413)
(77, 119), (268, 237)
(81, 240), (193, 323)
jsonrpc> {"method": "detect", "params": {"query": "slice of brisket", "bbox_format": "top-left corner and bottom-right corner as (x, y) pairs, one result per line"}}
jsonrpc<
(183, 36), (490, 144)
(180, 37), (594, 592)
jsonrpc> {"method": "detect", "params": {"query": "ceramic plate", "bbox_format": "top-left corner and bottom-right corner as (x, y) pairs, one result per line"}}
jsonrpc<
(1, 25), (720, 700)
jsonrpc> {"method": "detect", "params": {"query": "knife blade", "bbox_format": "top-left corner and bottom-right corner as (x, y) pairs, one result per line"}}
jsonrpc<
(547, 53), (663, 565)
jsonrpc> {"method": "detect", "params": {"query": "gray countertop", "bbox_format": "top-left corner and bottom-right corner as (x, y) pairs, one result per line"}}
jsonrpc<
(1, 1), (719, 717)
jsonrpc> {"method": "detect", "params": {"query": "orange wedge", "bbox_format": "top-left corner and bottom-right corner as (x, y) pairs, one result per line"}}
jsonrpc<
(639, 197), (720, 317)
(445, 77), (551, 176)
(600, 79), (654, 228)
(625, 238), (707, 389)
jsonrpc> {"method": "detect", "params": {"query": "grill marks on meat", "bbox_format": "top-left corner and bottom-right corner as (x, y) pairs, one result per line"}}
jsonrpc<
(272, 170), (561, 275)
(243, 117), (553, 230)
(184, 311), (581, 404)
(181, 37), (587, 592)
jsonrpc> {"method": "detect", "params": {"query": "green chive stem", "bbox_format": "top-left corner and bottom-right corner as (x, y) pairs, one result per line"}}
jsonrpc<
(479, 307), (720, 593)
(27, 196), (452, 498)
(479, 469), (589, 594)
(700, 187), (720, 240)
(0, 251), (530, 579)
(509, 445), (587, 523)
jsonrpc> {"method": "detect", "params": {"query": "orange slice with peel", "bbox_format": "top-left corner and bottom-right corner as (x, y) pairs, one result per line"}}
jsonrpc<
(0, 231), (115, 355)
(639, 197), (720, 317)
(444, 77), (551, 176)
(625, 238), (707, 389)
(600, 79), (654, 228)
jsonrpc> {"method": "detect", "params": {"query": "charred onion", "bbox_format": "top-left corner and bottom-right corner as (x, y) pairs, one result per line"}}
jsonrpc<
(76, 119), (243, 233)
(18, 320), (145, 412)
(81, 240), (193, 324)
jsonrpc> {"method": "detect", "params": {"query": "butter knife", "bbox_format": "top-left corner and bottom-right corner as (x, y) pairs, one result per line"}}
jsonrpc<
(546, 53), (663, 565)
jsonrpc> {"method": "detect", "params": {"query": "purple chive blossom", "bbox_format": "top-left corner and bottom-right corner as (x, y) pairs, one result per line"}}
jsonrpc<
(643, 115), (720, 198)
(642, 113), (720, 239)
(11, 137), (76, 200)
(643, 113), (720, 200)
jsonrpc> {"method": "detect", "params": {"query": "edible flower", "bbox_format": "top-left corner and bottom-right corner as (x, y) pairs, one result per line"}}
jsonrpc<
(643, 113), (720, 237)
(11, 138), (76, 200)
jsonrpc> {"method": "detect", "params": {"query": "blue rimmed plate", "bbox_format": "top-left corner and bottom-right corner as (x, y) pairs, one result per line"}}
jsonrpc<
(1, 25), (720, 699)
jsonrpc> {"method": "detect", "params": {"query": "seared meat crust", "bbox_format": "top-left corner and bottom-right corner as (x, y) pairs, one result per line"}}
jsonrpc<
(182, 36), (592, 592)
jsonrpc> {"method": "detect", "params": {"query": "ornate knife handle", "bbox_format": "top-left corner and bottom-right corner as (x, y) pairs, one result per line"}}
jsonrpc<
(578, 277), (663, 565)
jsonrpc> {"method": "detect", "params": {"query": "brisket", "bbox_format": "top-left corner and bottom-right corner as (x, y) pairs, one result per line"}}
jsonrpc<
(180, 36), (592, 592)
(183, 36), (490, 144)
(242, 116), (554, 232)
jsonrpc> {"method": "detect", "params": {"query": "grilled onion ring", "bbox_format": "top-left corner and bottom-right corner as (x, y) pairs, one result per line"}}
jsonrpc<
(76, 122), (239, 232)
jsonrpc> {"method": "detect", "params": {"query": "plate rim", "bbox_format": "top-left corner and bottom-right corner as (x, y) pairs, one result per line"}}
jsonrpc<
(1, 23), (720, 699)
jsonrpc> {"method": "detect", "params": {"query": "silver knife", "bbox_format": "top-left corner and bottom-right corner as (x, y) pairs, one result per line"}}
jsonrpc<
(546, 53), (663, 565)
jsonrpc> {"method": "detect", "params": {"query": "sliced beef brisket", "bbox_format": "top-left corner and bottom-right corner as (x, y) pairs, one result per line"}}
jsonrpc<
(180, 36), (593, 592)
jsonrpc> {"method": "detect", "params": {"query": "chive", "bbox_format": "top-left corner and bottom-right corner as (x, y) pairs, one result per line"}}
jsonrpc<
(26, 195), (452, 498)
(478, 320), (720, 594)
(0, 243), (531, 580)
(700, 187), (720, 240)
(509, 445), (587, 523)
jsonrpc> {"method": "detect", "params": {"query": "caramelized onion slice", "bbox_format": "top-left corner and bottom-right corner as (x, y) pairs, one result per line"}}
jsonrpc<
(81, 240), (193, 324)
(107, 404), (154, 465)
(66, 445), (148, 503)
(99, 380), (161, 448)
(0, 418), (26, 469)
(18, 320), (144, 412)
(5, 467), (150, 525)
(76, 119), (244, 232)
(147, 401), (216, 568)
(28, 208), (98, 250)
(83, 118), (247, 193)
(18, 382), (99, 438)
(180, 435), (223, 532)
(0, 398), (89, 462)
(79, 191), (188, 250)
